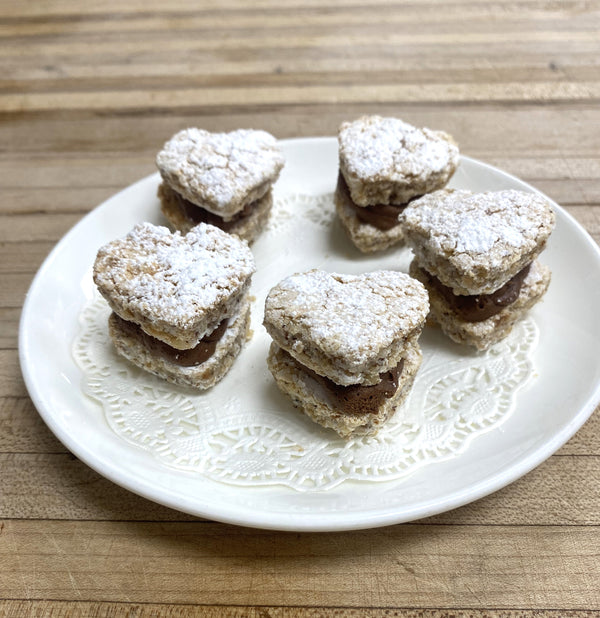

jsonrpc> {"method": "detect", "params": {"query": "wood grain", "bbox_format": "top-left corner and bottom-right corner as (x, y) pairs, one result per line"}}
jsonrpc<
(1, 520), (599, 608)
(0, 606), (597, 618)
(1, 0), (599, 614)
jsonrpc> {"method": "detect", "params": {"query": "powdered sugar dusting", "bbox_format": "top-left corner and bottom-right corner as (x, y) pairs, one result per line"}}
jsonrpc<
(339, 115), (459, 181)
(455, 214), (523, 253)
(266, 270), (429, 366)
(402, 189), (555, 257)
(156, 128), (285, 213)
(93, 222), (255, 329)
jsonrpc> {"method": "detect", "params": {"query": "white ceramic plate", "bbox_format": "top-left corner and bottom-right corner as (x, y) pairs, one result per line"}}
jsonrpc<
(19, 138), (600, 531)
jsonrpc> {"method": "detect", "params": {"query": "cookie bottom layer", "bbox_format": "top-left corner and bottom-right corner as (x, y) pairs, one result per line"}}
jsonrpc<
(334, 175), (405, 253)
(158, 182), (273, 244)
(267, 341), (422, 439)
(410, 258), (551, 351)
(108, 295), (251, 389)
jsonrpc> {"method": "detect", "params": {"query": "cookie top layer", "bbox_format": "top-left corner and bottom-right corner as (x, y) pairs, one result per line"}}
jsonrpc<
(93, 222), (255, 349)
(156, 128), (285, 219)
(338, 115), (459, 206)
(400, 189), (555, 294)
(263, 269), (429, 386)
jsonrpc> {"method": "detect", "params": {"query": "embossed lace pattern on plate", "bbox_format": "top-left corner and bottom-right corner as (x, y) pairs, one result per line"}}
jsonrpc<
(73, 192), (539, 492)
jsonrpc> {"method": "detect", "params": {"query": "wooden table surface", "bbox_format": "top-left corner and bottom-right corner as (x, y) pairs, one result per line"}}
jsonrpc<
(2, 1), (599, 616)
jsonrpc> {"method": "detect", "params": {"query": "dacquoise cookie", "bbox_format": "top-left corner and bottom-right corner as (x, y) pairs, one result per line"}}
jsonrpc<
(335, 115), (459, 253)
(263, 270), (429, 439)
(93, 222), (256, 389)
(156, 127), (285, 243)
(400, 189), (555, 351)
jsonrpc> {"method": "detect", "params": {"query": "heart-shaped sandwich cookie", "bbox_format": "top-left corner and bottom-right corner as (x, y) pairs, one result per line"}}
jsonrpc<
(400, 188), (555, 350)
(335, 115), (459, 253)
(156, 128), (285, 243)
(93, 222), (255, 389)
(401, 189), (555, 294)
(264, 270), (429, 439)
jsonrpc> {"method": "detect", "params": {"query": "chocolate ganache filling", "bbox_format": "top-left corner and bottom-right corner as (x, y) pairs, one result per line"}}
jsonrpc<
(173, 189), (256, 232)
(113, 314), (229, 367)
(284, 348), (404, 415)
(421, 263), (532, 322)
(337, 173), (420, 231)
